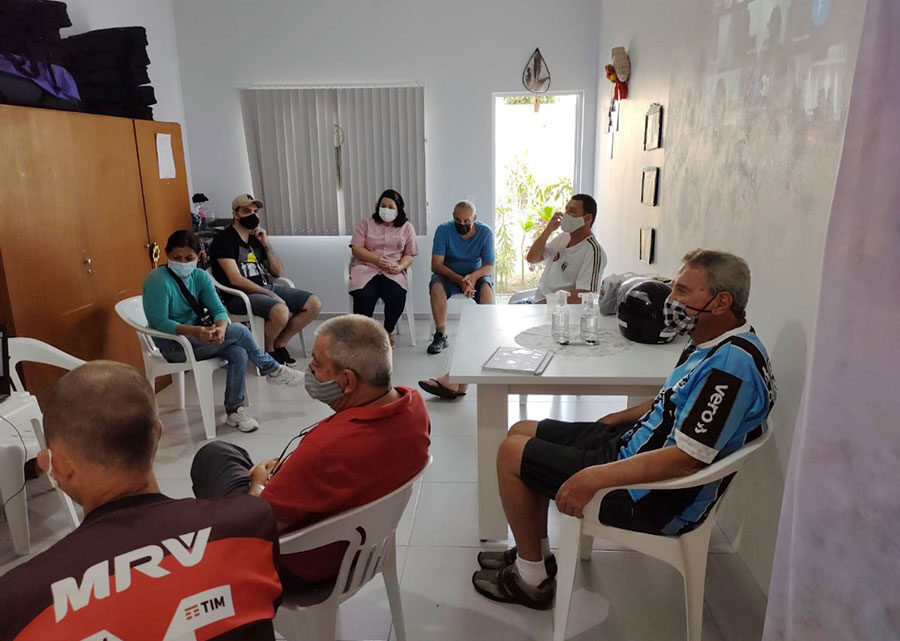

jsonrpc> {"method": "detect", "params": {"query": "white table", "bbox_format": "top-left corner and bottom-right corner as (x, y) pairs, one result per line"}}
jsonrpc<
(447, 305), (686, 540)
(0, 392), (79, 554)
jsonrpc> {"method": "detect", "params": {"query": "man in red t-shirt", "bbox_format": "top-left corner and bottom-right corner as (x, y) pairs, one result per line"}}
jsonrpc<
(0, 361), (282, 641)
(191, 314), (431, 584)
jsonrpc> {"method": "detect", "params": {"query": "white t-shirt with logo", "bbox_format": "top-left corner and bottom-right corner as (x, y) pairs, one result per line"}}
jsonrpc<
(535, 232), (607, 301)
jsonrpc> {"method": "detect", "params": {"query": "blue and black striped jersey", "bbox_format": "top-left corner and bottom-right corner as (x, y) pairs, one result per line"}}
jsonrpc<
(616, 323), (776, 535)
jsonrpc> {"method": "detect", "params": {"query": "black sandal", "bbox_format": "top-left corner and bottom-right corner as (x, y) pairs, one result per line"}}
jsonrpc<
(417, 378), (466, 400)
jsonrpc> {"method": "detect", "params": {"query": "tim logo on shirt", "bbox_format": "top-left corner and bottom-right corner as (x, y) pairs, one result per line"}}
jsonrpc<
(162, 585), (235, 640)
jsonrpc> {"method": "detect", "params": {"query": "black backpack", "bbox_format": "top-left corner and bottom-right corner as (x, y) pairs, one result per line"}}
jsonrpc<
(0, 0), (81, 111)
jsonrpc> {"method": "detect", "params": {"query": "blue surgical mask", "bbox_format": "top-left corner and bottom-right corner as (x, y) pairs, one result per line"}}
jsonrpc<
(304, 363), (346, 404)
(168, 260), (197, 279)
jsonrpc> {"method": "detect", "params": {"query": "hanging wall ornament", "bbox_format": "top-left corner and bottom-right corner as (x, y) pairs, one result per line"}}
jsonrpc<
(333, 124), (345, 189)
(605, 46), (631, 101)
(522, 48), (551, 94)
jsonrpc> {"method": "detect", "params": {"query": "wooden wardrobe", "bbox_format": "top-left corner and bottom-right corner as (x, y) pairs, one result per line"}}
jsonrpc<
(0, 104), (191, 404)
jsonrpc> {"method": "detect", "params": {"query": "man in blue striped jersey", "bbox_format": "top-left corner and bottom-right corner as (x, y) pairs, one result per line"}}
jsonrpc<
(473, 249), (776, 610)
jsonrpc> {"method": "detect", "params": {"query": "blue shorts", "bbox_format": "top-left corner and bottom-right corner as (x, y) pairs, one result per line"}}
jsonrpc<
(225, 283), (313, 319)
(429, 274), (493, 304)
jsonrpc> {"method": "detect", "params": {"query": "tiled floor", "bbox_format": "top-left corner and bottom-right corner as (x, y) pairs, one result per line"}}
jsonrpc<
(0, 319), (767, 640)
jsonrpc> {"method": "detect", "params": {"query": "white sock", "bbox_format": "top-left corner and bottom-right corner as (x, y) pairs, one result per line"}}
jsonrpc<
(515, 556), (548, 587)
(540, 537), (551, 558)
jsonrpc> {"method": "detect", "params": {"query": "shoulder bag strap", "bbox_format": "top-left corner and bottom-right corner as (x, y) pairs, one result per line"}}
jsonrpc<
(165, 268), (211, 323)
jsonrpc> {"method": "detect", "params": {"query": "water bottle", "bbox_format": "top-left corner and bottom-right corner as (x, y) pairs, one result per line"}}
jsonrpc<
(551, 291), (570, 344)
(579, 292), (601, 344)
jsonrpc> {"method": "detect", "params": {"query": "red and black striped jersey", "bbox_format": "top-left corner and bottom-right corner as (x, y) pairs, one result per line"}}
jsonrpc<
(0, 493), (283, 641)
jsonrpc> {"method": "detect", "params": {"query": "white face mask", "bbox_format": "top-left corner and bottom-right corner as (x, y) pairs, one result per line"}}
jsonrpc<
(45, 449), (59, 488)
(560, 213), (586, 233)
(379, 207), (398, 223)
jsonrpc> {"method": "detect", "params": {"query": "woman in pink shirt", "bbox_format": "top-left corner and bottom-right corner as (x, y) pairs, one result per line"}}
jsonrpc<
(349, 189), (418, 345)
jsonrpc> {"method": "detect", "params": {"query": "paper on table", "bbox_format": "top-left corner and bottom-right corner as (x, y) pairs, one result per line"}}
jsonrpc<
(482, 346), (553, 375)
(156, 133), (176, 179)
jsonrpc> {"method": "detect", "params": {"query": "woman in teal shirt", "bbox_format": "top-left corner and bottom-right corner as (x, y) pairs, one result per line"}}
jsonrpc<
(142, 230), (303, 432)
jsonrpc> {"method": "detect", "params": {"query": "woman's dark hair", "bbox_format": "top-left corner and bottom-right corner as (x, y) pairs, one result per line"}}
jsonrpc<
(372, 189), (408, 228)
(165, 230), (201, 254)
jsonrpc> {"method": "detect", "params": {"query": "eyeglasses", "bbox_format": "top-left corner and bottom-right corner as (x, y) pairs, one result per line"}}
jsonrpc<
(270, 417), (331, 477)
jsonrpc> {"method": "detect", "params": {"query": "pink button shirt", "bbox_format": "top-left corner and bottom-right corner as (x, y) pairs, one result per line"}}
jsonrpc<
(349, 217), (419, 291)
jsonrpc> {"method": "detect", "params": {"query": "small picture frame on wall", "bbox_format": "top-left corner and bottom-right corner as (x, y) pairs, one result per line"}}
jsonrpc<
(644, 103), (663, 151)
(639, 227), (656, 264)
(641, 167), (659, 206)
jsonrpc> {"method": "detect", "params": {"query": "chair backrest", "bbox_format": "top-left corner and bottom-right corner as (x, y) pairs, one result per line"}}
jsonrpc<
(114, 296), (158, 355)
(7, 337), (86, 392)
(279, 457), (431, 602)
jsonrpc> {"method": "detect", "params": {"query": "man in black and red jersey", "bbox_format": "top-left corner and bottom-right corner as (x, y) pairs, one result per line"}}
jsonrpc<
(0, 361), (283, 641)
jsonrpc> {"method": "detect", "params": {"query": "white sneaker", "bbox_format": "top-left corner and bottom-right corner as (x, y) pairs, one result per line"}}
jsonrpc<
(266, 365), (304, 387)
(225, 406), (259, 433)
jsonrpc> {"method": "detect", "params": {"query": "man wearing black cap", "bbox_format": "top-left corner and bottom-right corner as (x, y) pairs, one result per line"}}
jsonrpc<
(209, 194), (321, 364)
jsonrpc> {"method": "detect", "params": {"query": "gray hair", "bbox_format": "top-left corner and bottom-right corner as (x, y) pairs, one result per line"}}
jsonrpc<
(453, 200), (476, 216)
(315, 314), (393, 387)
(681, 249), (751, 319)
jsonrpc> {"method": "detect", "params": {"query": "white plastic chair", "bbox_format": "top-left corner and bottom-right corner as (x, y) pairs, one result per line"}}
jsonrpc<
(508, 288), (539, 304)
(114, 296), (226, 440)
(2, 338), (83, 552)
(552, 428), (773, 641)
(208, 271), (308, 359)
(344, 265), (416, 346)
(274, 456), (431, 641)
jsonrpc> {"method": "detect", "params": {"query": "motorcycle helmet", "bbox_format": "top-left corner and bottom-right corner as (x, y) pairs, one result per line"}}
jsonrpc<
(616, 278), (677, 344)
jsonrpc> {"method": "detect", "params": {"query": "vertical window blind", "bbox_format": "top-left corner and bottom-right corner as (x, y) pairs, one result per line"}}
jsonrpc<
(240, 84), (426, 236)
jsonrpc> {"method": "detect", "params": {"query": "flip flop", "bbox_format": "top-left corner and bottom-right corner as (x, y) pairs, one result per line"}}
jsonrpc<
(418, 378), (466, 400)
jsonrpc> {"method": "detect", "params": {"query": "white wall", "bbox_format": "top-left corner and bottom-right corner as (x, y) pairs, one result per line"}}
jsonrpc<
(171, 0), (600, 314)
(63, 0), (187, 127)
(594, 0), (866, 593)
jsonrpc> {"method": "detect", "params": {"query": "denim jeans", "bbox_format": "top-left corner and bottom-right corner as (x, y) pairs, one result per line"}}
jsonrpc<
(155, 323), (280, 413)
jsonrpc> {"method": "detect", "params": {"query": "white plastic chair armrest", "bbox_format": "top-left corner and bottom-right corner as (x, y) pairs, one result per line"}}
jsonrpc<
(123, 321), (201, 366)
(273, 276), (295, 288)
(581, 430), (771, 520)
(208, 272), (254, 316)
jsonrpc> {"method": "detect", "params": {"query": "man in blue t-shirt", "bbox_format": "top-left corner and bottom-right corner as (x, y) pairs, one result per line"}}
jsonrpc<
(426, 200), (495, 354)
(471, 249), (776, 610)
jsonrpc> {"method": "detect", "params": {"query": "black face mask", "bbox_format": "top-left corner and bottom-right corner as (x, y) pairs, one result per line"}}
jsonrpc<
(455, 222), (472, 235)
(238, 213), (260, 230)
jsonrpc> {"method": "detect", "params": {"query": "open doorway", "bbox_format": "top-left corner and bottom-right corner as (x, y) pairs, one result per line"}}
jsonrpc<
(492, 92), (583, 294)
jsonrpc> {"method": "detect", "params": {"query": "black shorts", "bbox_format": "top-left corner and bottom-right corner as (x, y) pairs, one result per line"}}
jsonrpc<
(519, 418), (663, 533)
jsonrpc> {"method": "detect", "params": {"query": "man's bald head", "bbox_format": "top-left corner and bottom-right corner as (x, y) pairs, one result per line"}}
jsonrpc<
(44, 361), (160, 471)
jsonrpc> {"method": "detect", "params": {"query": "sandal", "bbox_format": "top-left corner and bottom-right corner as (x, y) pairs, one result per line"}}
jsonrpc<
(471, 564), (555, 610)
(417, 378), (466, 400)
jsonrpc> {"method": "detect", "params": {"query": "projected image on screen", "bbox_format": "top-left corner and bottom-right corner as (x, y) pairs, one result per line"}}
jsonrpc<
(705, 0), (853, 129)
